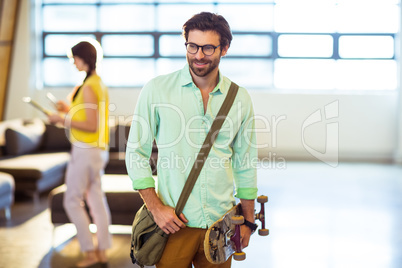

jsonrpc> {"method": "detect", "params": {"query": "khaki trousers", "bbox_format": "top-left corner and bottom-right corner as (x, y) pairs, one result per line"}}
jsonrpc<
(156, 227), (232, 268)
(63, 143), (112, 251)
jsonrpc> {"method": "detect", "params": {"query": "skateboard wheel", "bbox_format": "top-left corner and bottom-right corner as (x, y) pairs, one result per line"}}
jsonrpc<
(233, 252), (246, 261)
(259, 228), (269, 236)
(231, 215), (244, 225)
(257, 195), (268, 203)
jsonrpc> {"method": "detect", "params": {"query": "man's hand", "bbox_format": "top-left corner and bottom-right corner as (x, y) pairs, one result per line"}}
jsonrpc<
(240, 198), (255, 249)
(139, 188), (188, 235)
(151, 204), (188, 234)
(240, 225), (252, 248)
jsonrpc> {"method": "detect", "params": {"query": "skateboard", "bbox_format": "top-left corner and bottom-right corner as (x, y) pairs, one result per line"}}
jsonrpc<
(204, 195), (269, 264)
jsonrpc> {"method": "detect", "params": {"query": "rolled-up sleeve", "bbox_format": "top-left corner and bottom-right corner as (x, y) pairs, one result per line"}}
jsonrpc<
(231, 90), (258, 200)
(125, 80), (158, 190)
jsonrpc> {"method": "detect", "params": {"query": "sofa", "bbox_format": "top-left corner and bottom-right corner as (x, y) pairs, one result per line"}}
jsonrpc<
(49, 174), (144, 226)
(107, 123), (158, 175)
(0, 118), (70, 201)
(0, 118), (157, 202)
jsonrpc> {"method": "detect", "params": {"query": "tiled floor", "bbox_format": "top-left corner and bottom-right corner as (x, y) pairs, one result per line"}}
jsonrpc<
(1, 161), (402, 268)
(244, 161), (402, 268)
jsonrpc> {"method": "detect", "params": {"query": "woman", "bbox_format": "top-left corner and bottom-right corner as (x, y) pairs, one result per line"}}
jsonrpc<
(48, 40), (111, 268)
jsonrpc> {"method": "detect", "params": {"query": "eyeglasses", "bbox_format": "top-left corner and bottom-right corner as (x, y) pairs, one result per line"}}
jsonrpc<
(185, 42), (221, 56)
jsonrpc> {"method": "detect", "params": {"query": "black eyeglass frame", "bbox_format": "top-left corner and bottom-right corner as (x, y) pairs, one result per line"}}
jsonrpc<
(185, 42), (221, 56)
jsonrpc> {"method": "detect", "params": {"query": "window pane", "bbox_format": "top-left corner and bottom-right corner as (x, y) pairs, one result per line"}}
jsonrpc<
(336, 60), (397, 90)
(337, 0), (399, 5)
(156, 59), (187, 76)
(230, 35), (272, 56)
(44, 34), (96, 56)
(43, 6), (97, 32)
(99, 5), (155, 32)
(337, 4), (399, 33)
(220, 59), (274, 89)
(275, 3), (335, 33)
(101, 0), (153, 2)
(217, 4), (274, 32)
(43, 58), (83, 86)
(339, 36), (394, 58)
(159, 35), (185, 56)
(219, 0), (273, 2)
(102, 59), (156, 87)
(276, 0), (335, 3)
(158, 0), (214, 2)
(274, 59), (336, 89)
(102, 35), (154, 56)
(278, 35), (333, 57)
(156, 5), (215, 31)
(44, 0), (96, 3)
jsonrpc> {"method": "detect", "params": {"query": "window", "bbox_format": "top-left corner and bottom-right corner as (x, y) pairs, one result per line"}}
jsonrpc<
(39, 0), (399, 90)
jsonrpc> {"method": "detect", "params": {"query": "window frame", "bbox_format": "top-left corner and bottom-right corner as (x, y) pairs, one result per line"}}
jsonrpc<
(39, 1), (399, 90)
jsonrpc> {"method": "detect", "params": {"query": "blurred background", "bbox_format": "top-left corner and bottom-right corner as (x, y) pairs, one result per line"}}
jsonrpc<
(1, 1), (402, 268)
(2, 0), (401, 164)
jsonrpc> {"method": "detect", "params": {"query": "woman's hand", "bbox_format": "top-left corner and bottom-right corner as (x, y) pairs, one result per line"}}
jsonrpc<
(48, 113), (64, 125)
(55, 100), (69, 113)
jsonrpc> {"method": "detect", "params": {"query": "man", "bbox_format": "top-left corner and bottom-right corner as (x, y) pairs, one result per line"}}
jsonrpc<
(126, 12), (258, 268)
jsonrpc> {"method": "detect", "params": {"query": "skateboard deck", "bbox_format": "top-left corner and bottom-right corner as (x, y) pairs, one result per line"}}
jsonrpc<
(204, 204), (243, 264)
(204, 195), (269, 264)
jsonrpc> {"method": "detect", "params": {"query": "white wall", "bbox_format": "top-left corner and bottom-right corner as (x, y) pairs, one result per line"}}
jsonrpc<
(4, 1), (401, 163)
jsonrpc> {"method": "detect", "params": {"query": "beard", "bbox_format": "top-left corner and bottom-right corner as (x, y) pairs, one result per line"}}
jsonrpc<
(187, 54), (221, 78)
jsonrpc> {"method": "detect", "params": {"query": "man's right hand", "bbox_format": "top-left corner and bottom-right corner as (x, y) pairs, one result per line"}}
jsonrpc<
(139, 188), (188, 234)
(151, 204), (188, 234)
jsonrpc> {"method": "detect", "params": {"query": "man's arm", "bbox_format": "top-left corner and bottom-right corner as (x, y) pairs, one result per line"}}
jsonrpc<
(139, 187), (188, 235)
(240, 198), (255, 249)
(230, 89), (258, 248)
(125, 80), (189, 233)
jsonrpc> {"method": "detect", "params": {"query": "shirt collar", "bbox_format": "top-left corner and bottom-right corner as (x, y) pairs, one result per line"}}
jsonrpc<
(180, 64), (225, 95)
(180, 64), (193, 87)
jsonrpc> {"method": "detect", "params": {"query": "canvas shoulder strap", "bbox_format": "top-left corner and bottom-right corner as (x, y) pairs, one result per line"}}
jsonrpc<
(175, 82), (240, 216)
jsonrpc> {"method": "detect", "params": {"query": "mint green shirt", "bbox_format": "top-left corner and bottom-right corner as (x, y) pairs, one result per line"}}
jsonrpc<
(126, 65), (258, 228)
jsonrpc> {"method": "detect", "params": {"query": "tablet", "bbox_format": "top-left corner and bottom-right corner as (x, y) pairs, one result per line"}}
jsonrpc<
(22, 97), (51, 115)
(46, 92), (58, 106)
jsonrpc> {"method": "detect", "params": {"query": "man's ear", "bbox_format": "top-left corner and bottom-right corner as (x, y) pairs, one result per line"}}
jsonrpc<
(221, 45), (229, 57)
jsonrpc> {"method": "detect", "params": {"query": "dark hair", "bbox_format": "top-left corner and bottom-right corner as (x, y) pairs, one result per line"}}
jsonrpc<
(182, 12), (232, 49)
(71, 41), (97, 81)
(70, 41), (98, 101)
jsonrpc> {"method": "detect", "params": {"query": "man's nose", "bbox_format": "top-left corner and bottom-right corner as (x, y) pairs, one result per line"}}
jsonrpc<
(195, 48), (205, 60)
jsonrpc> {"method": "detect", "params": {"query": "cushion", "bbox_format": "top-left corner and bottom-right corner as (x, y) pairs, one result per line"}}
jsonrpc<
(0, 118), (24, 146)
(4, 119), (45, 156)
(42, 124), (71, 151)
